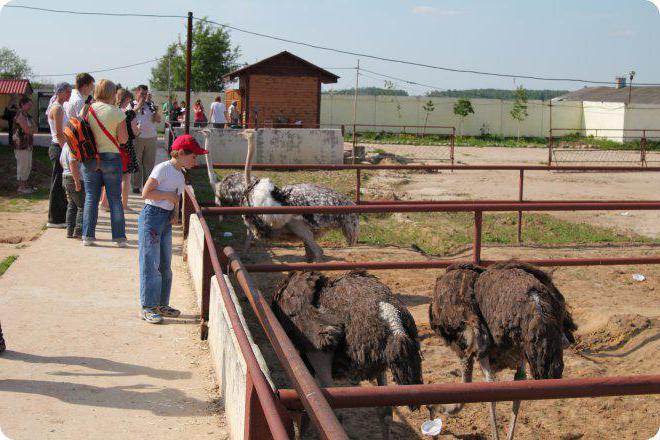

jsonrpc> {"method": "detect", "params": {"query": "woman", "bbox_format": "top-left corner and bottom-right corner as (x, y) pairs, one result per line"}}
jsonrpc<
(116, 88), (140, 211)
(192, 99), (206, 127)
(81, 79), (128, 247)
(13, 96), (35, 194)
(138, 134), (207, 323)
(46, 82), (72, 228)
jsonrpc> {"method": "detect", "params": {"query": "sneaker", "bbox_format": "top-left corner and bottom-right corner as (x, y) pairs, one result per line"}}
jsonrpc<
(82, 238), (95, 247)
(157, 305), (181, 318)
(115, 239), (128, 248)
(132, 188), (141, 194)
(140, 308), (163, 324)
(46, 222), (67, 229)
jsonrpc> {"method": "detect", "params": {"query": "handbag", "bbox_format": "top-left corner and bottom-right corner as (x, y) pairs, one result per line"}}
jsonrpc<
(89, 105), (129, 172)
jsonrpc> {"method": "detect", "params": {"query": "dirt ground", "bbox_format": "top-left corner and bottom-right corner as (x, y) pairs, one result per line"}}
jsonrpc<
(240, 243), (660, 440)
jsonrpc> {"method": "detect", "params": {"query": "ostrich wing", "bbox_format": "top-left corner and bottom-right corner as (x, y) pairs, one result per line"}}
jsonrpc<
(280, 184), (355, 229)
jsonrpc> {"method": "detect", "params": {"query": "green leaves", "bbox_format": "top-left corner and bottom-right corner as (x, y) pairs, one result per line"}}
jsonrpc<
(510, 86), (529, 122)
(453, 98), (474, 118)
(0, 47), (32, 80)
(149, 18), (240, 92)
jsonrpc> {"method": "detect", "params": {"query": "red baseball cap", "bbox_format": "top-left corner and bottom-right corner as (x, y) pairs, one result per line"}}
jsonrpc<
(171, 134), (208, 155)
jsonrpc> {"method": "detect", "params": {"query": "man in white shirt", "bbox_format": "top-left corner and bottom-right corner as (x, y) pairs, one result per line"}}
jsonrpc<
(64, 73), (95, 119)
(228, 101), (239, 127)
(132, 84), (161, 193)
(208, 96), (227, 128)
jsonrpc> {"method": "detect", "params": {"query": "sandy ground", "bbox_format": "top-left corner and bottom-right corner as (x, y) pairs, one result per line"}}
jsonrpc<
(359, 144), (660, 238)
(240, 243), (660, 440)
(0, 196), (227, 439)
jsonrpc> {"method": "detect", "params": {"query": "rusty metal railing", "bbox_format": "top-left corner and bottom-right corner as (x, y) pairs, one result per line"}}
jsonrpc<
(183, 180), (660, 439)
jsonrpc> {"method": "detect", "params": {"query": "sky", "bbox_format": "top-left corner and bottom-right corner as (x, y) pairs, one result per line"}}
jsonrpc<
(1, 0), (659, 94)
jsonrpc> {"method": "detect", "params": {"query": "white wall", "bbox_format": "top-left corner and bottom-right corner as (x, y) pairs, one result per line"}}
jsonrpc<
(624, 104), (660, 141)
(320, 95), (583, 138)
(581, 101), (626, 142)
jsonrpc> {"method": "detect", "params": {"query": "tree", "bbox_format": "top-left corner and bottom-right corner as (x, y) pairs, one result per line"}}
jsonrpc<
(510, 86), (529, 140)
(453, 98), (474, 136)
(0, 47), (33, 79)
(422, 100), (435, 135)
(150, 18), (240, 92)
(427, 88), (568, 100)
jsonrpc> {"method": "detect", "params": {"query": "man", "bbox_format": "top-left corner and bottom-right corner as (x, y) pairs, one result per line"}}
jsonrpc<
(64, 73), (95, 119)
(208, 96), (227, 129)
(132, 85), (161, 193)
(4, 96), (18, 146)
(46, 82), (72, 228)
(228, 101), (240, 127)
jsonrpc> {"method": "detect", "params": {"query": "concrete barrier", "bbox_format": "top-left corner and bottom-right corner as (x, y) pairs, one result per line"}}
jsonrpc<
(185, 212), (275, 439)
(172, 127), (344, 165)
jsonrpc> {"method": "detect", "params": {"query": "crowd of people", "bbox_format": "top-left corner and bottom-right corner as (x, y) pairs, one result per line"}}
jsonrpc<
(7, 73), (209, 325)
(160, 95), (240, 129)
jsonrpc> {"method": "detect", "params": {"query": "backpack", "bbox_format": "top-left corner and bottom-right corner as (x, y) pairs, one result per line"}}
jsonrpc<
(64, 96), (98, 162)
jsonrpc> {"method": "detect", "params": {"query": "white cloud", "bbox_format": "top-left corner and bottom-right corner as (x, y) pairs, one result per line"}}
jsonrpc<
(412, 6), (461, 16)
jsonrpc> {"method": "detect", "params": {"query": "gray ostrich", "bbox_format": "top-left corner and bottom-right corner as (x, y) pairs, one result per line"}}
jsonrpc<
(428, 261), (577, 440)
(272, 270), (423, 440)
(202, 130), (359, 262)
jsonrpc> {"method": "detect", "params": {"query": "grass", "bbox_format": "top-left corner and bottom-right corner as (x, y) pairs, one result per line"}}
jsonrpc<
(0, 255), (18, 276)
(189, 168), (657, 257)
(345, 131), (660, 150)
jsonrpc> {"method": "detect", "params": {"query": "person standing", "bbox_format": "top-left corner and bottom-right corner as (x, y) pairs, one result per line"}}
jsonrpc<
(192, 99), (207, 127)
(209, 96), (226, 129)
(132, 85), (161, 194)
(138, 134), (207, 323)
(60, 144), (85, 239)
(46, 82), (72, 228)
(116, 88), (140, 211)
(81, 79), (128, 247)
(64, 73), (95, 119)
(228, 101), (240, 127)
(13, 96), (35, 194)
(4, 96), (19, 147)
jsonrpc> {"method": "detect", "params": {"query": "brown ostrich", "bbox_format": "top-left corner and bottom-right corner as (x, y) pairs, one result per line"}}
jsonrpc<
(272, 270), (423, 440)
(428, 261), (577, 440)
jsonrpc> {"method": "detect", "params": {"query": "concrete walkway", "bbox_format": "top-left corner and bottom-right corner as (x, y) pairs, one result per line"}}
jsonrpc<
(0, 196), (227, 439)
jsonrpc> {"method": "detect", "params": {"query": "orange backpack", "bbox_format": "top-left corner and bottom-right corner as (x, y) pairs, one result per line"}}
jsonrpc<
(64, 97), (98, 162)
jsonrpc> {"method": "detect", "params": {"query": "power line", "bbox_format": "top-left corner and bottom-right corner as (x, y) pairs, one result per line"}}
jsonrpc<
(7, 4), (660, 86)
(31, 57), (163, 78)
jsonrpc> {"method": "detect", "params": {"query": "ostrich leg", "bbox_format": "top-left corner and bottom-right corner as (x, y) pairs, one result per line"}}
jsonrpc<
(376, 372), (393, 440)
(287, 219), (324, 262)
(505, 362), (526, 440)
(298, 350), (336, 440)
(479, 357), (500, 440)
(243, 229), (254, 253)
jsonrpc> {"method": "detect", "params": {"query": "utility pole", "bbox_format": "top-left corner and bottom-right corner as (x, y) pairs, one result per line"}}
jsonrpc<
(351, 59), (360, 163)
(184, 11), (193, 134)
(627, 70), (636, 106)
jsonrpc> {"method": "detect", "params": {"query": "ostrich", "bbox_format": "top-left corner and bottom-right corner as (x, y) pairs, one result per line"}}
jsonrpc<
(272, 270), (423, 440)
(202, 129), (359, 262)
(428, 261), (577, 440)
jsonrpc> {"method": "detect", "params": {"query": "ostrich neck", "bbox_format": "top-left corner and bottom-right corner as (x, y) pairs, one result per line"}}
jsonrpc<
(244, 133), (255, 185)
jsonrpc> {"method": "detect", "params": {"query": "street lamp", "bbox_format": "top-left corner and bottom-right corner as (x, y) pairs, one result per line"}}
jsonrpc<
(627, 70), (636, 105)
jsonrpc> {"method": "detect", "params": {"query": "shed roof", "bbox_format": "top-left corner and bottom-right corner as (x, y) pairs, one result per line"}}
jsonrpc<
(223, 51), (339, 83)
(0, 79), (33, 95)
(557, 86), (660, 105)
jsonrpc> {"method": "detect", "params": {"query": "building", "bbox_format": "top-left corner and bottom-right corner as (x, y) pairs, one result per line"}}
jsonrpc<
(556, 85), (660, 141)
(222, 51), (339, 128)
(0, 79), (33, 131)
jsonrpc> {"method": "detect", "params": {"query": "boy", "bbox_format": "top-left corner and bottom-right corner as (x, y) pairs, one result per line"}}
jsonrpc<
(60, 144), (85, 238)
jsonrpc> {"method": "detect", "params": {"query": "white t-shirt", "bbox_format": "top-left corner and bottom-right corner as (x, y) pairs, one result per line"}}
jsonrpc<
(210, 101), (226, 123)
(60, 144), (75, 176)
(135, 101), (157, 139)
(145, 160), (185, 211)
(64, 89), (86, 119)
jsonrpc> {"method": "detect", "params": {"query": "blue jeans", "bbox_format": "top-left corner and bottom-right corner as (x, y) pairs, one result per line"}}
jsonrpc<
(138, 204), (173, 308)
(81, 153), (126, 241)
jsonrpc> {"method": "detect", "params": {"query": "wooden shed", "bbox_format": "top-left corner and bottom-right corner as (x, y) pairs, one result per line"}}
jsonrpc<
(222, 51), (339, 128)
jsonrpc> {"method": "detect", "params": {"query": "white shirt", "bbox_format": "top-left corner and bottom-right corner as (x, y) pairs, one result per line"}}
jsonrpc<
(228, 104), (238, 121)
(64, 89), (86, 119)
(145, 160), (185, 211)
(135, 101), (157, 139)
(48, 102), (68, 144)
(210, 101), (226, 123)
(60, 144), (75, 176)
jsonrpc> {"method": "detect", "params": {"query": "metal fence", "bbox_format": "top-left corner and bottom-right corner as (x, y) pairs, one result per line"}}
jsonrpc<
(549, 128), (660, 166)
(182, 164), (660, 439)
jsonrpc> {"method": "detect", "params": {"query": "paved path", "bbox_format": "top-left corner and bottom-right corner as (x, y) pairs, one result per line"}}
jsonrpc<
(0, 196), (227, 439)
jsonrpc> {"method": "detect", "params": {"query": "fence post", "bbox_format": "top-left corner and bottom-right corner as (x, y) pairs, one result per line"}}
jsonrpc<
(450, 127), (456, 166)
(473, 211), (482, 265)
(182, 188), (191, 240)
(341, 124), (345, 137)
(244, 374), (274, 440)
(355, 169), (361, 204)
(548, 128), (553, 166)
(641, 130), (647, 166)
(517, 170), (524, 244)
(200, 236), (213, 340)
